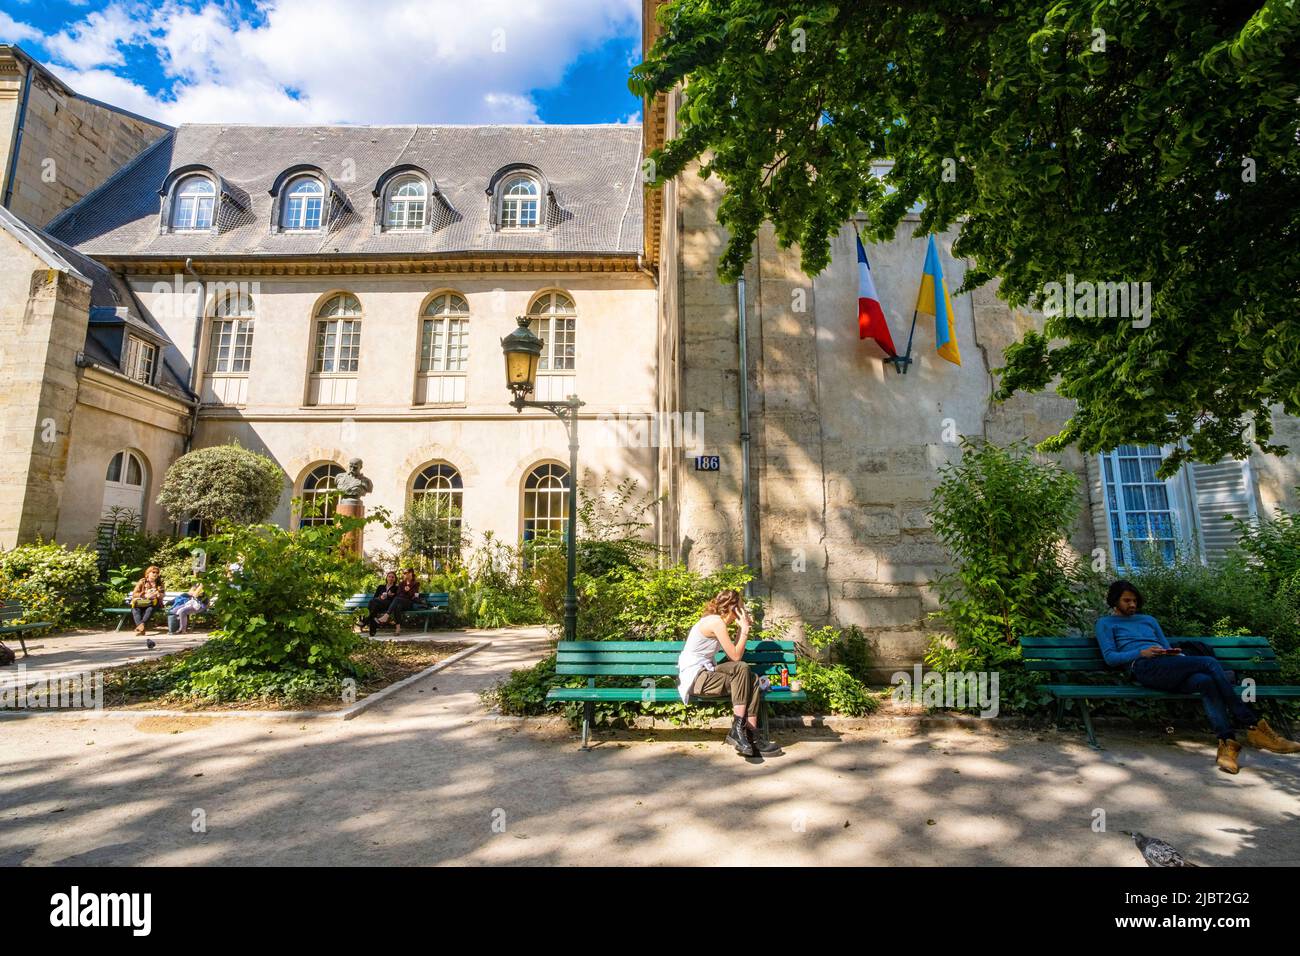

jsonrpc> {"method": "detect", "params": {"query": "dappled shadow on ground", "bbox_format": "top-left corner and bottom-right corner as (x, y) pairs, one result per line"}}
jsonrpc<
(1, 628), (1297, 867)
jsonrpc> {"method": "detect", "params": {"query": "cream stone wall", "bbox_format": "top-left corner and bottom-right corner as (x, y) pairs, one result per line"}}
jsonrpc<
(0, 232), (84, 547)
(127, 270), (660, 554)
(0, 52), (168, 228)
(56, 369), (192, 544)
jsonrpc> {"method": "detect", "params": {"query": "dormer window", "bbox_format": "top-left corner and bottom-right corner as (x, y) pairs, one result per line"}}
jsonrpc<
(499, 175), (540, 228)
(385, 176), (427, 230)
(123, 335), (158, 385)
(171, 175), (216, 231)
(282, 176), (325, 231)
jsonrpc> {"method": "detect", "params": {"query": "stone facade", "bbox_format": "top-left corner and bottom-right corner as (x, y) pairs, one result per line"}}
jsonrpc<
(124, 269), (660, 553)
(0, 45), (169, 228)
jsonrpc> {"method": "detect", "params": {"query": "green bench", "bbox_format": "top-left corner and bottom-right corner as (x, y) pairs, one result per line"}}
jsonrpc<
(1022, 634), (1300, 749)
(338, 591), (450, 633)
(547, 639), (808, 749)
(0, 600), (54, 658)
(104, 591), (211, 631)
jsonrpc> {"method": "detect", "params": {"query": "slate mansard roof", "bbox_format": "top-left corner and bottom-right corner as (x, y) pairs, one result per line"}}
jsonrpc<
(46, 124), (645, 260)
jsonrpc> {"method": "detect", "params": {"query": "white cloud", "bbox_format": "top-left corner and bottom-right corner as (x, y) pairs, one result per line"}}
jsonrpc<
(0, 11), (45, 45)
(44, 2), (149, 70)
(35, 0), (641, 125)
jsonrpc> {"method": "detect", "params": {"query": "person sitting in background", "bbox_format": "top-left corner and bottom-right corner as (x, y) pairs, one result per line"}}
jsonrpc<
(169, 583), (208, 635)
(1096, 579), (1300, 774)
(366, 571), (400, 637)
(130, 566), (165, 636)
(376, 567), (421, 636)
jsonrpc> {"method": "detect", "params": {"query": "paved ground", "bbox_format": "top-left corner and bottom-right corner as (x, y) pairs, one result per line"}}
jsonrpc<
(1, 625), (209, 693)
(2, 626), (1298, 866)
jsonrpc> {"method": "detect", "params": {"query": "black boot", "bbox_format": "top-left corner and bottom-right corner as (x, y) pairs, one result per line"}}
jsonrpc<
(746, 723), (782, 755)
(726, 716), (755, 757)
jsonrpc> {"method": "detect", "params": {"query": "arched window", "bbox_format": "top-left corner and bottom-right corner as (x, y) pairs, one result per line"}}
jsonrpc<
(411, 463), (465, 565)
(522, 463), (569, 546)
(208, 294), (256, 373)
(171, 175), (216, 231)
(299, 463), (344, 526)
(420, 293), (469, 373)
(385, 176), (427, 230)
(102, 450), (148, 524)
(282, 176), (325, 231)
(526, 291), (576, 371)
(314, 294), (362, 373)
(499, 175), (540, 228)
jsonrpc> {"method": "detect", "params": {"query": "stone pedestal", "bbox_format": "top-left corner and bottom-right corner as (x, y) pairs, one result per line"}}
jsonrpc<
(337, 498), (364, 557)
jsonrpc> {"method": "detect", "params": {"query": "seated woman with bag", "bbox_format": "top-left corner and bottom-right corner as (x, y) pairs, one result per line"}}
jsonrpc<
(130, 566), (166, 636)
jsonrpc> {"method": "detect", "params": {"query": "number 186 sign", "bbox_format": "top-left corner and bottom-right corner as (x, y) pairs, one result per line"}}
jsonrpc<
(694, 455), (720, 471)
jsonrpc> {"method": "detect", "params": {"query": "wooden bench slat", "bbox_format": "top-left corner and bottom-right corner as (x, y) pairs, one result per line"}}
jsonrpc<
(547, 688), (808, 703)
(557, 651), (796, 664)
(557, 663), (799, 677)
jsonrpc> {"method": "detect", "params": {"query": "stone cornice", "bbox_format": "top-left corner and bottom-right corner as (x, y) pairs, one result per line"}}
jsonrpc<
(642, 0), (669, 266)
(89, 252), (644, 278)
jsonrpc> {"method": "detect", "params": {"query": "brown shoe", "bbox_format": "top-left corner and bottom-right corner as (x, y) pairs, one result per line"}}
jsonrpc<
(135, 623), (146, 635)
(1217, 738), (1242, 774)
(1246, 719), (1300, 754)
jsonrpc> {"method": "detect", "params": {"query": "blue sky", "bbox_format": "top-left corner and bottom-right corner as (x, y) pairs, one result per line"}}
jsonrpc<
(0, 0), (643, 126)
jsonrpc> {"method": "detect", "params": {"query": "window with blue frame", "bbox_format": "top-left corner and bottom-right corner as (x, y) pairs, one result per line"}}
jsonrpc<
(1101, 444), (1180, 568)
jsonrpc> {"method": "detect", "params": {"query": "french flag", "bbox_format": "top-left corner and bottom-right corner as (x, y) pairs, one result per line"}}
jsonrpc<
(857, 233), (898, 357)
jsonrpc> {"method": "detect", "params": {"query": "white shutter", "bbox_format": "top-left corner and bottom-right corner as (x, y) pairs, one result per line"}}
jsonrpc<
(1189, 458), (1258, 564)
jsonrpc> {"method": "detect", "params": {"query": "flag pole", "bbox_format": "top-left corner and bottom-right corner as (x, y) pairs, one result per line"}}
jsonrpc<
(888, 310), (919, 374)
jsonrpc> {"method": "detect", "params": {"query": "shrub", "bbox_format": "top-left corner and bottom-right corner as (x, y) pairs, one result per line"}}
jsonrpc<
(157, 443), (284, 528)
(393, 495), (469, 568)
(1230, 494), (1300, 587)
(575, 562), (753, 642)
(0, 542), (101, 626)
(780, 657), (879, 717)
(185, 516), (376, 691)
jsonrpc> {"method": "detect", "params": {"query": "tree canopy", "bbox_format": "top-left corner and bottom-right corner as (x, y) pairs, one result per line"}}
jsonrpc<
(157, 443), (284, 527)
(630, 0), (1299, 473)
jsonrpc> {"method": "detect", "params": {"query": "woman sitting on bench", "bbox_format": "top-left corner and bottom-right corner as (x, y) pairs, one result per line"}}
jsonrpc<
(366, 571), (400, 637)
(130, 566), (165, 636)
(1097, 579), (1299, 774)
(372, 568), (421, 636)
(677, 589), (780, 757)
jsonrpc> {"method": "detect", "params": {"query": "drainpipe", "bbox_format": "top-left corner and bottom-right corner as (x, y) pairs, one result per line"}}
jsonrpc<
(2, 63), (34, 209)
(182, 258), (205, 453)
(737, 273), (755, 605)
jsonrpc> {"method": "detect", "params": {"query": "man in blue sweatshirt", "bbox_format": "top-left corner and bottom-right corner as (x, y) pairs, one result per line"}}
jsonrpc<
(1097, 580), (1300, 773)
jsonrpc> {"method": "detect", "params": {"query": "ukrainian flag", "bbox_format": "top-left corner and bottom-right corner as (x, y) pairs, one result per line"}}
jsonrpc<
(915, 234), (960, 366)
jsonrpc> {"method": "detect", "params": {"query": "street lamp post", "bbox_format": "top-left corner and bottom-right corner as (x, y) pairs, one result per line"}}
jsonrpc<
(501, 316), (584, 643)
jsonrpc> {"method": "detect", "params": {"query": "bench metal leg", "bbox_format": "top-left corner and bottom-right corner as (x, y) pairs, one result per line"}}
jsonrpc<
(115, 615), (125, 632)
(16, 635), (28, 657)
(581, 701), (594, 751)
(1077, 698), (1102, 750)
(760, 697), (769, 736)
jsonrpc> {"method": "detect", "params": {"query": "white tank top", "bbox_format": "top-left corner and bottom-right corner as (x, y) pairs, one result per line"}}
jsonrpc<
(677, 616), (722, 703)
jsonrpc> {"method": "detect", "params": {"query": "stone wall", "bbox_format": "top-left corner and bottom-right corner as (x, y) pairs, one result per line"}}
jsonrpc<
(0, 231), (86, 547)
(0, 51), (168, 228)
